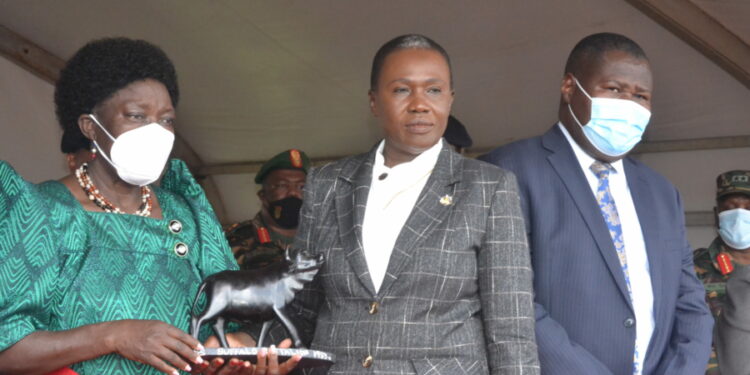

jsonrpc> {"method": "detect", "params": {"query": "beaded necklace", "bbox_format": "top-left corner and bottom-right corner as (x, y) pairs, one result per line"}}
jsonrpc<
(75, 163), (153, 216)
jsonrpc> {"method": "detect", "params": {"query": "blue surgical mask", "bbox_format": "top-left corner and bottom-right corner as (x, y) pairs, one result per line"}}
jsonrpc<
(567, 76), (651, 157)
(719, 208), (750, 250)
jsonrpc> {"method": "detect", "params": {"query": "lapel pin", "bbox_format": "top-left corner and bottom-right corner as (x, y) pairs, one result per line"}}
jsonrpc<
(439, 195), (453, 206)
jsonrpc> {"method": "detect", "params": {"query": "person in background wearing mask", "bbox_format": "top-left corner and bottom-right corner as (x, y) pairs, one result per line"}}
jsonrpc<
(0, 37), (297, 375)
(443, 114), (473, 154)
(693, 170), (750, 374)
(479, 32), (712, 374)
(225, 149), (310, 270)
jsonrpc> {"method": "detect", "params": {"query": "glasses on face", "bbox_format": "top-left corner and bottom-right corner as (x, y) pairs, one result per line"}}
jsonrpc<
(268, 181), (305, 194)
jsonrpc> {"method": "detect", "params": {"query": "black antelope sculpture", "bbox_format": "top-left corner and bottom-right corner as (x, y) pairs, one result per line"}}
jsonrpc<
(190, 248), (324, 348)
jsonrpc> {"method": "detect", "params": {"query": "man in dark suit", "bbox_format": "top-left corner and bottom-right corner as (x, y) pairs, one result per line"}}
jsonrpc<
(271, 34), (539, 375)
(479, 33), (712, 375)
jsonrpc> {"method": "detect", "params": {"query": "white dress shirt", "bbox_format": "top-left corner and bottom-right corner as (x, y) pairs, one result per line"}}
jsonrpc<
(559, 123), (654, 375)
(362, 139), (443, 293)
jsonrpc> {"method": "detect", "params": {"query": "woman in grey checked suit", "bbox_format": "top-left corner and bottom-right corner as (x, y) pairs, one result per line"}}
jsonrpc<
(275, 34), (539, 375)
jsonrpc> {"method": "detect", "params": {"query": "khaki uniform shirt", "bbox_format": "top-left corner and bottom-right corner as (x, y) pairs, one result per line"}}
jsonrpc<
(224, 212), (294, 270)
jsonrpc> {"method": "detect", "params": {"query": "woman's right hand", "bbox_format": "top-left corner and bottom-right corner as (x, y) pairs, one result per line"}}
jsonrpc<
(105, 319), (204, 375)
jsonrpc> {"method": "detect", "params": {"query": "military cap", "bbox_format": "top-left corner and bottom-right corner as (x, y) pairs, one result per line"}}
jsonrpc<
(443, 115), (473, 148)
(716, 170), (750, 200)
(255, 149), (311, 184)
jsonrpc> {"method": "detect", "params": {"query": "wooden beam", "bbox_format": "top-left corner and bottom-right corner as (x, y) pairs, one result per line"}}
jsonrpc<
(197, 156), (341, 177)
(196, 162), (263, 176)
(202, 135), (750, 176)
(0, 24), (65, 84)
(626, 0), (750, 89)
(194, 175), (230, 225)
(632, 135), (750, 154)
(464, 135), (750, 159)
(685, 210), (714, 227)
(172, 137), (229, 223)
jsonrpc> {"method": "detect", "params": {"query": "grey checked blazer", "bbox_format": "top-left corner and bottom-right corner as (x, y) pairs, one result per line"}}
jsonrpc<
(278, 141), (539, 375)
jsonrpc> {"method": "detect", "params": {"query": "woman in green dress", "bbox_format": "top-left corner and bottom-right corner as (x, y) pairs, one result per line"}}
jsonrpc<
(0, 38), (298, 375)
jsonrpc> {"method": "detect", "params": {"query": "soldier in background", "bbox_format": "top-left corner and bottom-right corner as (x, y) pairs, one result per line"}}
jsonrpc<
(443, 115), (472, 154)
(693, 170), (750, 374)
(225, 149), (310, 269)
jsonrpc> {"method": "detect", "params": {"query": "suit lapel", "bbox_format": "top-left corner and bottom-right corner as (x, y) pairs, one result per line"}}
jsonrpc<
(625, 159), (663, 322)
(543, 126), (633, 309)
(335, 149), (377, 296)
(377, 143), (461, 296)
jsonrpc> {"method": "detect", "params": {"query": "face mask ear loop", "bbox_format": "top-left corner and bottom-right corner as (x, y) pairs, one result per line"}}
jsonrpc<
(92, 140), (118, 169)
(567, 76), (591, 130)
(567, 104), (585, 129)
(88, 114), (117, 142)
(88, 114), (120, 171)
(571, 76), (593, 101)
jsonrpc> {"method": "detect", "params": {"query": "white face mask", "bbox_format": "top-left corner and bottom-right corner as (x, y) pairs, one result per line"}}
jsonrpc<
(89, 114), (175, 186)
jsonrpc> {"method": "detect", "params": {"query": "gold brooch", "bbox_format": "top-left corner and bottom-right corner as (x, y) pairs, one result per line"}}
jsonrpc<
(439, 195), (453, 206)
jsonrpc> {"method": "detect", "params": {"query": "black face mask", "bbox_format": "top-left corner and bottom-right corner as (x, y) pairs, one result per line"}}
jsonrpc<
(268, 197), (303, 229)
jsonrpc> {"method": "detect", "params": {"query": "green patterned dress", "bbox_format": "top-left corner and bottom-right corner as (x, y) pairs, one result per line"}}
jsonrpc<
(0, 159), (238, 374)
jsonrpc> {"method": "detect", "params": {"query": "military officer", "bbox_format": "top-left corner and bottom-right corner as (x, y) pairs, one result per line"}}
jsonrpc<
(225, 149), (311, 269)
(693, 170), (750, 374)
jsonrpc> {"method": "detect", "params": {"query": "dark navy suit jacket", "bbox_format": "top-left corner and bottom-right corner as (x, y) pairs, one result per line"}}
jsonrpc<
(479, 126), (712, 375)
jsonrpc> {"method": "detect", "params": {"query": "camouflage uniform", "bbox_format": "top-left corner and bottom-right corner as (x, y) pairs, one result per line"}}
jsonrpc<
(694, 237), (736, 375)
(224, 212), (294, 270)
(693, 170), (750, 374)
(227, 149), (309, 270)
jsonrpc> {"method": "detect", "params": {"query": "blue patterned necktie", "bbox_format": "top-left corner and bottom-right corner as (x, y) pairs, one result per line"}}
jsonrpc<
(590, 161), (640, 374)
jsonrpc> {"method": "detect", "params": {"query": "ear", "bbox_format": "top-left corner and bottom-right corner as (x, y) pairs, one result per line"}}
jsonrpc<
(561, 73), (576, 105)
(78, 114), (97, 142)
(368, 90), (378, 117)
(258, 189), (269, 208)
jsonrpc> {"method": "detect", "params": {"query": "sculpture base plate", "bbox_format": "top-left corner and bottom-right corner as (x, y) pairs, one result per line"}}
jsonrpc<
(200, 347), (335, 369)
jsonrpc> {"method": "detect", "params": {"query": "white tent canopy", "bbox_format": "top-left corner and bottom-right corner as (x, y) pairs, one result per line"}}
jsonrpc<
(1, 0), (749, 248)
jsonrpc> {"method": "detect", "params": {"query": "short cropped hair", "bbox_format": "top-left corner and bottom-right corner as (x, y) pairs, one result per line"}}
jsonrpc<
(369, 34), (452, 91)
(55, 37), (179, 153)
(564, 32), (648, 77)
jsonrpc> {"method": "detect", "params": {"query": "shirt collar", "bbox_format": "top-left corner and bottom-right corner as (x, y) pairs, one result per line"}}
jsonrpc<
(557, 122), (624, 175)
(373, 138), (443, 179)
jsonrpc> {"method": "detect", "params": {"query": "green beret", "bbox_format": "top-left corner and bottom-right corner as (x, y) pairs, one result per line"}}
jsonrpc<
(717, 170), (750, 200)
(255, 149), (311, 184)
